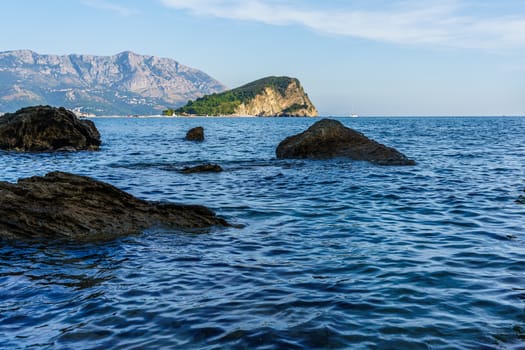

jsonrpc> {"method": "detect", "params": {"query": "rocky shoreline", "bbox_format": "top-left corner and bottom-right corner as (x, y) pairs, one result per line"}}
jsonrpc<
(0, 105), (419, 242)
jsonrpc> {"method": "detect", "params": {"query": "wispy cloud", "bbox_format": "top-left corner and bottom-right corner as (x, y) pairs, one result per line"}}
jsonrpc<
(82, 0), (139, 17)
(160, 0), (525, 49)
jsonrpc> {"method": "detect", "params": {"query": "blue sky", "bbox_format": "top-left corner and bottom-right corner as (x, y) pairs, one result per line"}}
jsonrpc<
(1, 0), (524, 115)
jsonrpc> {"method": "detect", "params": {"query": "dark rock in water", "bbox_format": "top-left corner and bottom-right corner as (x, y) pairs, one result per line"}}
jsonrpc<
(185, 126), (204, 141)
(276, 119), (415, 166)
(0, 105), (101, 152)
(181, 163), (223, 174)
(0, 171), (229, 241)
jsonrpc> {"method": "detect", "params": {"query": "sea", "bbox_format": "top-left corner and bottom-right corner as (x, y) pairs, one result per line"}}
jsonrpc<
(1, 116), (524, 349)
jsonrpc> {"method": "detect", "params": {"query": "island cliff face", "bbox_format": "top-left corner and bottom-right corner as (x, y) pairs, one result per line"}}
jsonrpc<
(234, 79), (317, 117)
(173, 76), (318, 117)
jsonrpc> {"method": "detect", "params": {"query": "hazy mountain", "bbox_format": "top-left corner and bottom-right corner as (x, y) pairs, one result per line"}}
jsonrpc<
(0, 50), (226, 115)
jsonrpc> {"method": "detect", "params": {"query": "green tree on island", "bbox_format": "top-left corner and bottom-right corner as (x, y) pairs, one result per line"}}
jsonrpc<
(172, 77), (301, 116)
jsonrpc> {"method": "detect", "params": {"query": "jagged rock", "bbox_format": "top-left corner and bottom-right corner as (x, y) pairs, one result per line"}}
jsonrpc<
(276, 119), (415, 165)
(0, 105), (101, 152)
(185, 126), (204, 141)
(181, 163), (223, 174)
(0, 171), (229, 241)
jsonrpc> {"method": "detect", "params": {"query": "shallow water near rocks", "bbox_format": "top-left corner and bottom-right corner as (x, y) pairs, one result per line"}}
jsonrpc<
(1, 116), (525, 349)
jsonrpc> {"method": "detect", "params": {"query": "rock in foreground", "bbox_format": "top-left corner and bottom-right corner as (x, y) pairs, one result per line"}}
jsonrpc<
(0, 172), (229, 241)
(276, 119), (415, 165)
(185, 126), (204, 141)
(0, 105), (101, 151)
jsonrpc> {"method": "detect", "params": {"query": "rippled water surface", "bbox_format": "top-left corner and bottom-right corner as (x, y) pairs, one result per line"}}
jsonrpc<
(1, 117), (525, 349)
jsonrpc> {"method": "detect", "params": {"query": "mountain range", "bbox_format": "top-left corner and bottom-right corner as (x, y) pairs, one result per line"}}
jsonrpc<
(0, 50), (226, 115)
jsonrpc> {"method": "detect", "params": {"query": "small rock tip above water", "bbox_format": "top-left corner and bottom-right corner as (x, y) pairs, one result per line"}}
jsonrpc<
(276, 118), (415, 166)
(181, 163), (223, 174)
(185, 126), (204, 141)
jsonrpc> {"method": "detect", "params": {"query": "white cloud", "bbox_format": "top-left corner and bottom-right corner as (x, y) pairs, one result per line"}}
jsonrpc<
(159, 0), (525, 49)
(82, 0), (139, 17)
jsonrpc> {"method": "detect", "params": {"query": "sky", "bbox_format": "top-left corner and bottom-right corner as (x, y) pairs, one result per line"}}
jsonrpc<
(0, 0), (524, 116)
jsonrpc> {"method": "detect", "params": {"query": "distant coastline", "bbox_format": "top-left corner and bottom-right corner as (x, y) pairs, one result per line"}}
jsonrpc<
(80, 114), (525, 119)
(84, 114), (260, 119)
(3, 111), (522, 119)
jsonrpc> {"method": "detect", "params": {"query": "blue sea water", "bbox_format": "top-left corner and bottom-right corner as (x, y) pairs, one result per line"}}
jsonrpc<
(1, 116), (525, 349)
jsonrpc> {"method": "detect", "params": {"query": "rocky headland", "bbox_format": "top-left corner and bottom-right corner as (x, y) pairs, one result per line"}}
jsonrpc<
(276, 119), (415, 165)
(173, 76), (318, 117)
(0, 172), (229, 241)
(0, 105), (101, 152)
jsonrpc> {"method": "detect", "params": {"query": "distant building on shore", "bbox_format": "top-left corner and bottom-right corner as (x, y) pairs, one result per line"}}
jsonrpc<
(72, 108), (96, 118)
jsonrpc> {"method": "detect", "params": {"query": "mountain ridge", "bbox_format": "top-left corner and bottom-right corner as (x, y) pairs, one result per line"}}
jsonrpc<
(0, 50), (226, 115)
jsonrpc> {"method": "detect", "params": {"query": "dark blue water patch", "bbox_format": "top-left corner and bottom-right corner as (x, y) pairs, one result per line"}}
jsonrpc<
(1, 117), (525, 349)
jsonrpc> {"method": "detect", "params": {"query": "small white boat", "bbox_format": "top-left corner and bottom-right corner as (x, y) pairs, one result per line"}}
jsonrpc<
(350, 105), (358, 118)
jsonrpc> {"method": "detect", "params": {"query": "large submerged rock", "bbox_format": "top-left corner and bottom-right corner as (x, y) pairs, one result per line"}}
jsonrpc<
(0, 105), (101, 151)
(276, 119), (415, 165)
(0, 172), (229, 241)
(181, 163), (223, 174)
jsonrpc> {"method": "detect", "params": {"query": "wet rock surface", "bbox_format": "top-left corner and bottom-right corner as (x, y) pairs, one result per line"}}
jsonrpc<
(0, 171), (229, 241)
(0, 105), (101, 152)
(276, 119), (415, 165)
(185, 126), (204, 141)
(181, 163), (223, 174)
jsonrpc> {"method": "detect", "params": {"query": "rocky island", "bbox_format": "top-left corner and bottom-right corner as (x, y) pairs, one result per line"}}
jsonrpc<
(170, 76), (318, 117)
